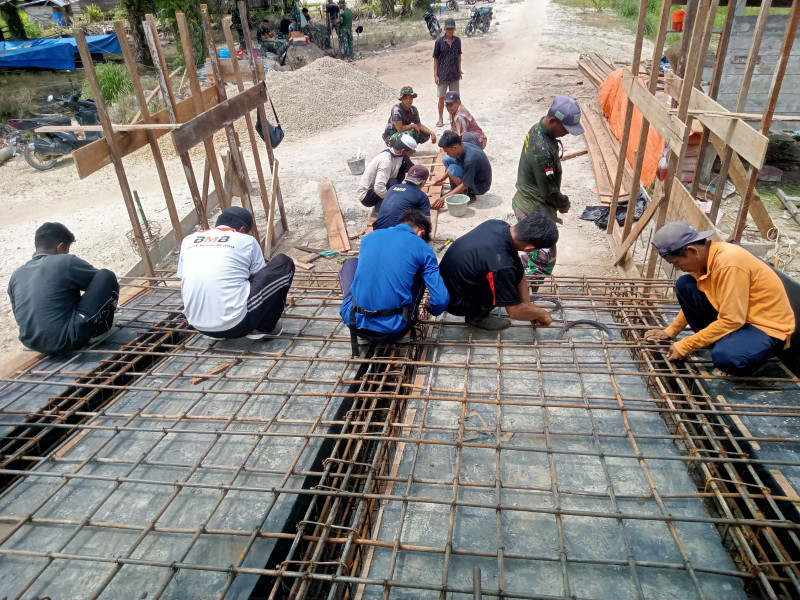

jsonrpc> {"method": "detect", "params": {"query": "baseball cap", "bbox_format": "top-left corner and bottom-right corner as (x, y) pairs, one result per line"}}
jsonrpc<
(404, 164), (430, 185)
(394, 133), (418, 151)
(444, 91), (460, 103)
(444, 18), (456, 28)
(652, 222), (716, 257)
(548, 95), (584, 135)
(220, 206), (254, 230)
(398, 85), (417, 99)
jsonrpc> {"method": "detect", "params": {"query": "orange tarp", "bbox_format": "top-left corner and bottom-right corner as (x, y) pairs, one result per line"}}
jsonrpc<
(599, 67), (664, 187)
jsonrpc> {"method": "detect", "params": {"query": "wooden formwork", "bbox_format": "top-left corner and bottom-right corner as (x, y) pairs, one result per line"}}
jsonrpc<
(599, 0), (799, 279)
(58, 2), (289, 277)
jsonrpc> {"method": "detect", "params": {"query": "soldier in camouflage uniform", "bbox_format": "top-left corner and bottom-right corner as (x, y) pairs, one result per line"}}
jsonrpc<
(512, 95), (584, 283)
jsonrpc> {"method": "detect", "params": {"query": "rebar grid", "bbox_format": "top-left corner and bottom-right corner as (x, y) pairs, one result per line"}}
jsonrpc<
(0, 274), (798, 599)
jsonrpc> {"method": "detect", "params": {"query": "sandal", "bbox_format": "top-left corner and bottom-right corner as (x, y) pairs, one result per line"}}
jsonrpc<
(436, 119), (444, 127)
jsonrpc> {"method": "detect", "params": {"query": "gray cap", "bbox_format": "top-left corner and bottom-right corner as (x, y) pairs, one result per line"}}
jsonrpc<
(652, 222), (715, 257)
(547, 95), (584, 135)
(444, 18), (456, 28)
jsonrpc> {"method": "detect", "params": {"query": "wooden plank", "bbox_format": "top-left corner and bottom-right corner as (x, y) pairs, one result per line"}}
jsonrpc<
(621, 70), (687, 151)
(171, 83), (268, 155)
(581, 109), (612, 199)
(769, 469), (800, 508)
(73, 85), (218, 179)
(319, 182), (351, 252)
(265, 159), (280, 258)
(667, 179), (724, 240)
(37, 123), (180, 133)
(615, 192), (664, 265)
(666, 71), (768, 168)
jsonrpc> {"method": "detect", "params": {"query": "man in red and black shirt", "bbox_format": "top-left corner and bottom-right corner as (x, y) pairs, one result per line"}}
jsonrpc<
(438, 213), (558, 330)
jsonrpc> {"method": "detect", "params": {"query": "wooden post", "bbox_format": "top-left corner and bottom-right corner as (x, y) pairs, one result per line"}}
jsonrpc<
(113, 21), (183, 247)
(605, 0), (649, 235)
(73, 29), (154, 277)
(733, 2), (800, 240)
(239, 0), (289, 235)
(619, 0), (672, 239)
(709, 0), (772, 223)
(221, 16), (281, 247)
(198, 4), (261, 244)
(265, 159), (280, 258)
(174, 11), (231, 213)
(143, 15), (209, 230)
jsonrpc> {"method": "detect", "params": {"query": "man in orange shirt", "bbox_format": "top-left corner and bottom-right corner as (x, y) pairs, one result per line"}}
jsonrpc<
(645, 222), (795, 375)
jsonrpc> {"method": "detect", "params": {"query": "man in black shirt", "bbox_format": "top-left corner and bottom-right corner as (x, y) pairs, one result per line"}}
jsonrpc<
(8, 223), (119, 354)
(280, 12), (292, 37)
(434, 130), (492, 205)
(439, 213), (558, 330)
(325, 0), (340, 49)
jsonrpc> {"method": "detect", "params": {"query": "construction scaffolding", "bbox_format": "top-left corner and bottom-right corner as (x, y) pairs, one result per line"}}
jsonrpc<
(2, 272), (800, 599)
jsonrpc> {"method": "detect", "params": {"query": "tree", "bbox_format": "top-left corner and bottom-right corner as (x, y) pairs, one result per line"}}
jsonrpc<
(0, 0), (27, 40)
(380, 0), (395, 17)
(121, 0), (154, 66)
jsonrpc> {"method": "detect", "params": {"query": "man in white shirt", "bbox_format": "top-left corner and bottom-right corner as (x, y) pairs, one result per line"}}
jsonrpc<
(178, 207), (295, 339)
(357, 133), (417, 210)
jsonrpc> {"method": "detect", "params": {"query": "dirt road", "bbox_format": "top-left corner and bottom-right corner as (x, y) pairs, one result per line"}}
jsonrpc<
(0, 0), (646, 368)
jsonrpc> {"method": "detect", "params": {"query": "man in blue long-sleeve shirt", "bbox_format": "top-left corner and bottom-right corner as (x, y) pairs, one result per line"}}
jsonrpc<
(339, 210), (449, 354)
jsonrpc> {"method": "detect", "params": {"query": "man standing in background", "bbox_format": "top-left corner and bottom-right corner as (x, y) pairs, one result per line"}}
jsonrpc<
(325, 0), (340, 49)
(338, 0), (354, 59)
(433, 18), (462, 128)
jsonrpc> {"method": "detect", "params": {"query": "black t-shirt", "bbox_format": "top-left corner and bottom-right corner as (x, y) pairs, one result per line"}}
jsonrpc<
(456, 141), (492, 195)
(280, 17), (291, 35)
(326, 3), (340, 24)
(439, 220), (523, 317)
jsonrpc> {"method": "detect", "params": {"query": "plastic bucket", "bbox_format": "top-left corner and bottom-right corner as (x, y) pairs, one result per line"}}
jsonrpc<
(671, 9), (685, 32)
(347, 156), (365, 175)
(446, 194), (470, 217)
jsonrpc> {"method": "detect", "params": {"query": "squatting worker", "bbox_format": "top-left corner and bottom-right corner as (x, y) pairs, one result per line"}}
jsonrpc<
(339, 210), (449, 354)
(433, 18), (462, 128)
(338, 0), (354, 59)
(513, 95), (583, 281)
(383, 86), (437, 147)
(8, 222), (119, 355)
(357, 133), (417, 211)
(439, 213), (558, 331)
(178, 207), (295, 340)
(644, 222), (795, 376)
(445, 91), (486, 149)
(373, 165), (431, 230)
(434, 130), (492, 207)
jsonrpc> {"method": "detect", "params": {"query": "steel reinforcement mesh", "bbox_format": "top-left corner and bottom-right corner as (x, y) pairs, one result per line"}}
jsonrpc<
(0, 273), (798, 600)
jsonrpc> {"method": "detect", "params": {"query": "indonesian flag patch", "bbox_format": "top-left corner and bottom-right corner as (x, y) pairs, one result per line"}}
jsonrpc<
(545, 167), (555, 177)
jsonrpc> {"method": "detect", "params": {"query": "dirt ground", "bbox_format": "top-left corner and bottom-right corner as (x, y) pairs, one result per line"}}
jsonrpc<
(0, 0), (649, 369)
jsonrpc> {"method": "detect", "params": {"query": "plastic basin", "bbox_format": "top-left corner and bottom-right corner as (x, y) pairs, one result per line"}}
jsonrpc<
(446, 194), (470, 217)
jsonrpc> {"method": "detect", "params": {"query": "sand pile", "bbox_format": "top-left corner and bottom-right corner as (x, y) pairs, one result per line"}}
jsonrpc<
(263, 57), (396, 136)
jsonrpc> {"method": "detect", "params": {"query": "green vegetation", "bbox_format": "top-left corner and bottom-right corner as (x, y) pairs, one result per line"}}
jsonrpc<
(81, 62), (133, 105)
(82, 3), (105, 23)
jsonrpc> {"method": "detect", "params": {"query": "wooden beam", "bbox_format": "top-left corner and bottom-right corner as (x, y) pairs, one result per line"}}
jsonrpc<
(615, 192), (664, 265)
(666, 72), (768, 169)
(73, 28), (154, 277)
(130, 67), (181, 124)
(36, 123), (180, 133)
(72, 85), (218, 179)
(620, 70), (687, 150)
(265, 159), (280, 258)
(113, 20), (183, 249)
(319, 182), (351, 252)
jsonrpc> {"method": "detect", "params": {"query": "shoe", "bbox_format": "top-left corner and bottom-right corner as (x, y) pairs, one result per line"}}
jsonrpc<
(89, 326), (119, 345)
(466, 314), (511, 331)
(246, 323), (283, 340)
(436, 119), (444, 127)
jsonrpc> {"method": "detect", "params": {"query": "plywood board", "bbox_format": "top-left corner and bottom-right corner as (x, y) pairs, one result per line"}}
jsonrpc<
(172, 83), (268, 155)
(319, 181), (351, 252)
(667, 179), (723, 242)
(73, 85), (219, 179)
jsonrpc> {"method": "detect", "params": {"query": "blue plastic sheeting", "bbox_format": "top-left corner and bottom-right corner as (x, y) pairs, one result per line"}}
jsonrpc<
(0, 34), (121, 71)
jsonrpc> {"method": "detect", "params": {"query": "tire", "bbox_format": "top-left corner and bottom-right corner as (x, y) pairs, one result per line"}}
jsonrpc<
(481, 19), (490, 32)
(23, 144), (58, 171)
(429, 25), (440, 38)
(446, 0), (459, 10)
(465, 21), (476, 37)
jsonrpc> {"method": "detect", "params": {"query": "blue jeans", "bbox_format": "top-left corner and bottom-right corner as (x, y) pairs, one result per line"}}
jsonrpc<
(675, 274), (783, 375)
(442, 155), (463, 179)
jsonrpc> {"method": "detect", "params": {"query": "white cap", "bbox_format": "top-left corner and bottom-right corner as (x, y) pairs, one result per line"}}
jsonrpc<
(397, 133), (417, 151)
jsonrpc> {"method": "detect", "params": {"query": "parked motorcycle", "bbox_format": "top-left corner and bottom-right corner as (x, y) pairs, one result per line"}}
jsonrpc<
(423, 6), (441, 38)
(464, 0), (493, 5)
(7, 91), (100, 171)
(465, 5), (492, 36)
(446, 0), (459, 11)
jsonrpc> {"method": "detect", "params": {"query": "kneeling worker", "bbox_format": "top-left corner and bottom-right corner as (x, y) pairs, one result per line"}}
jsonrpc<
(339, 209), (449, 354)
(178, 207), (295, 339)
(373, 165), (431, 230)
(357, 133), (418, 211)
(439, 212), (558, 331)
(435, 130), (492, 207)
(8, 222), (119, 354)
(644, 222), (795, 375)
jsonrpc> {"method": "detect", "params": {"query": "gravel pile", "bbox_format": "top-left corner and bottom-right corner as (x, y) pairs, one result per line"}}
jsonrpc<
(263, 57), (396, 136)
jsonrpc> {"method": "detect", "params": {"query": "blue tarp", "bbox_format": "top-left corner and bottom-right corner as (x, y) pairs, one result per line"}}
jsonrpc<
(0, 33), (121, 71)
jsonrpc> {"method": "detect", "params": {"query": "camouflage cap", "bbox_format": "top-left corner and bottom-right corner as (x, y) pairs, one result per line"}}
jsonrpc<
(398, 86), (417, 99)
(547, 95), (584, 135)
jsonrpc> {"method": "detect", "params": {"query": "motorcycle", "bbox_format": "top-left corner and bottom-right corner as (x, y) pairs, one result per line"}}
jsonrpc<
(446, 0), (459, 11)
(7, 91), (101, 171)
(465, 5), (492, 36)
(423, 6), (441, 39)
